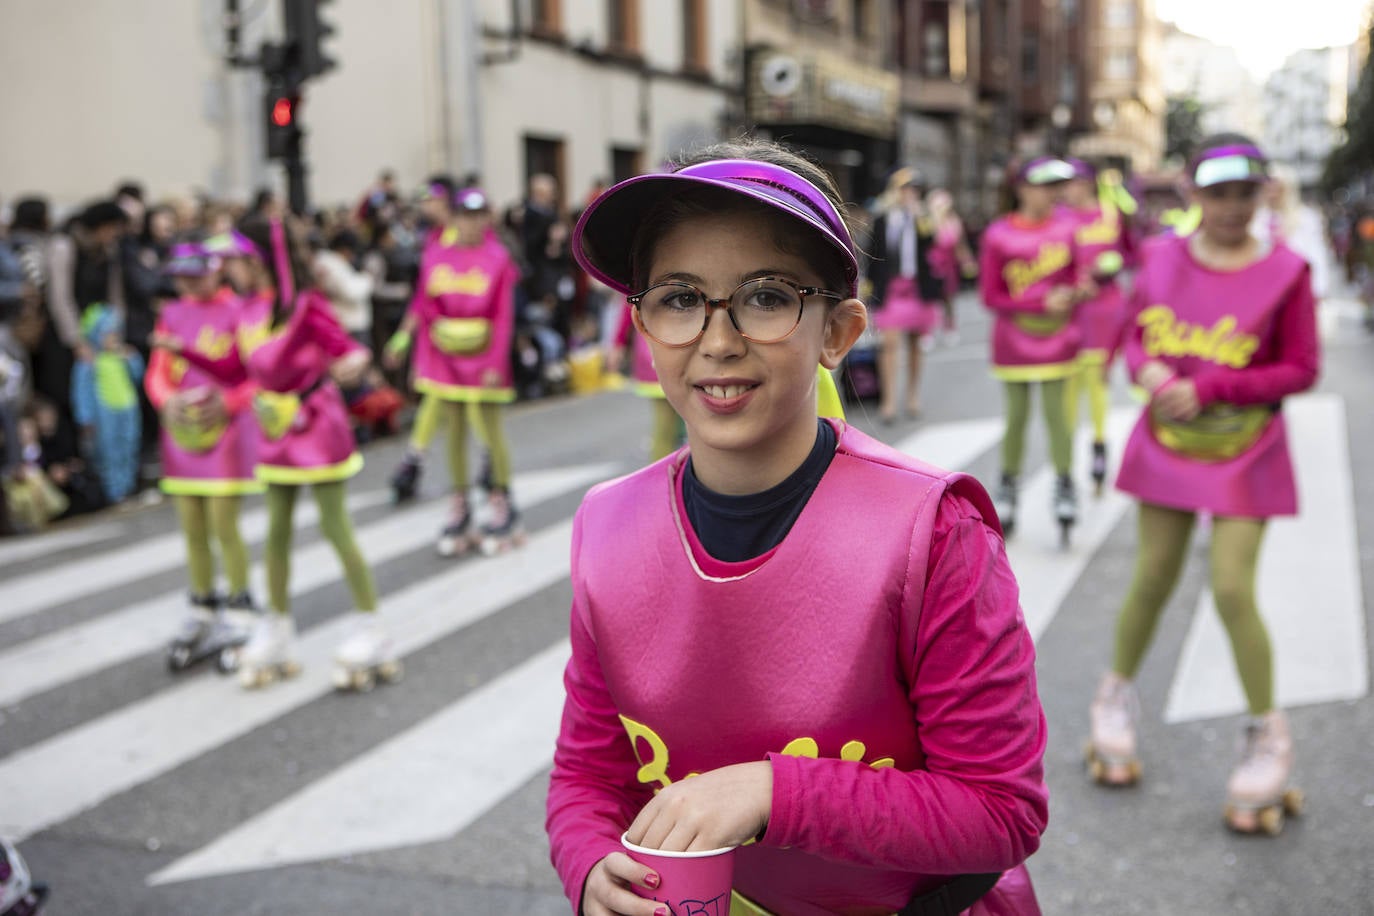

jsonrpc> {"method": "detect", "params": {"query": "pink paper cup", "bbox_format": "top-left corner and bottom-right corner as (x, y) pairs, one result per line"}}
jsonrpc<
(620, 832), (736, 916)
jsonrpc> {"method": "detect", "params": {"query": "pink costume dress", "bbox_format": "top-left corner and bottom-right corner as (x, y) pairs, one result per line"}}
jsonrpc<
(1115, 236), (1320, 517)
(611, 300), (663, 399)
(978, 214), (1082, 381)
(239, 290), (366, 485)
(929, 218), (966, 302)
(548, 422), (1048, 916)
(870, 210), (943, 335)
(146, 292), (262, 496)
(408, 228), (519, 404)
(1062, 202), (1133, 365)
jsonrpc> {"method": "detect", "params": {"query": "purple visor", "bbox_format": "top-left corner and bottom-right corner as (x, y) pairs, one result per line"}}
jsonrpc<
(163, 243), (221, 277)
(1018, 157), (1077, 186)
(202, 230), (263, 262)
(1191, 144), (1267, 188)
(1067, 158), (1096, 181)
(572, 158), (859, 297)
(456, 187), (489, 211)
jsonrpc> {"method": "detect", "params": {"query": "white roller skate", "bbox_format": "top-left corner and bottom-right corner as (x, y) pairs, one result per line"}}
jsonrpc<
(436, 492), (474, 558)
(1085, 672), (1142, 786)
(167, 593), (251, 674)
(1224, 710), (1303, 835)
(993, 474), (1018, 538)
(238, 614), (301, 689)
(332, 613), (403, 692)
(1054, 474), (1077, 548)
(479, 488), (526, 556)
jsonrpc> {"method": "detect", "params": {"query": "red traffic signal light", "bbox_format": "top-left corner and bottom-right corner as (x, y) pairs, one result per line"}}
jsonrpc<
(271, 96), (294, 127)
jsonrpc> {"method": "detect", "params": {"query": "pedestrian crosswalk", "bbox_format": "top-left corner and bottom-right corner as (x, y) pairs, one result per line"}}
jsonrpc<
(0, 394), (1365, 899)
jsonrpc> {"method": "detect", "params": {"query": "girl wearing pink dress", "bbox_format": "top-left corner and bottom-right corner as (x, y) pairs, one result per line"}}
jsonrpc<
(1085, 135), (1319, 836)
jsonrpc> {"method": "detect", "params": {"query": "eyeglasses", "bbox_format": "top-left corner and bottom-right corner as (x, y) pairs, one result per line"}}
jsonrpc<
(629, 277), (844, 348)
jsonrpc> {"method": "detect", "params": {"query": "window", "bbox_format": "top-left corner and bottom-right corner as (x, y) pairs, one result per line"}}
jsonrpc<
(524, 135), (566, 208)
(1106, 47), (1134, 81)
(527, 0), (561, 36)
(851, 0), (871, 39)
(1105, 0), (1135, 29)
(682, 0), (707, 73)
(612, 147), (643, 183)
(1021, 38), (1039, 82)
(609, 0), (641, 55)
(922, 2), (950, 78)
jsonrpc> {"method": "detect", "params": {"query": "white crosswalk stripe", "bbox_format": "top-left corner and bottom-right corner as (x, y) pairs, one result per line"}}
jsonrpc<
(0, 392), (1364, 892)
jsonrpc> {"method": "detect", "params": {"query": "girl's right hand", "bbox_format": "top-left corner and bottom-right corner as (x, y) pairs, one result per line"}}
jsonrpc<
(581, 852), (667, 916)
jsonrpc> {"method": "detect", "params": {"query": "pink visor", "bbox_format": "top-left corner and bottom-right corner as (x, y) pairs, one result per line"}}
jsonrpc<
(572, 159), (859, 297)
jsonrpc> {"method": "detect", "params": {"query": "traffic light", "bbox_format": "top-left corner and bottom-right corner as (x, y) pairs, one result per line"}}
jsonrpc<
(284, 0), (337, 79)
(264, 84), (302, 160)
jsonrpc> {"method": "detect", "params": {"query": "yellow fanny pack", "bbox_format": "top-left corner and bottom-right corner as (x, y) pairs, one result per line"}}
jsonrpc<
(253, 391), (302, 441)
(1151, 403), (1274, 462)
(430, 317), (491, 355)
(1011, 313), (1068, 336)
(169, 413), (228, 453)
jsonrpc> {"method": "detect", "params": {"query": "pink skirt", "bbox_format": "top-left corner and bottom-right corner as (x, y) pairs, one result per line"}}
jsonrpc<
(873, 277), (942, 334)
(1115, 409), (1297, 517)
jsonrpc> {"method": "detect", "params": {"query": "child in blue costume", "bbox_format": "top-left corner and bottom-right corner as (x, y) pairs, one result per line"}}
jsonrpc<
(71, 304), (145, 503)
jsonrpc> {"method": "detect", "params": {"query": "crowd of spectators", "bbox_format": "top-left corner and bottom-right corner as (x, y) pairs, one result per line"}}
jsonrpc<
(0, 169), (615, 536)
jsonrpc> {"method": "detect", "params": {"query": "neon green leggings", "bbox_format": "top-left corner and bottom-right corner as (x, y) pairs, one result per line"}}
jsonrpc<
(1001, 379), (1072, 476)
(174, 494), (249, 597)
(649, 399), (684, 461)
(1064, 360), (1110, 442)
(264, 481), (376, 615)
(409, 394), (512, 490)
(1112, 503), (1274, 714)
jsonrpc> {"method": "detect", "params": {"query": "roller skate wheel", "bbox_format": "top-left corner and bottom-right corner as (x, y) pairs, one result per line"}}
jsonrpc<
(216, 647), (241, 674)
(240, 666), (274, 689)
(332, 667), (352, 690)
(1224, 803), (1261, 834)
(352, 669), (376, 692)
(480, 537), (501, 557)
(168, 645), (192, 672)
(378, 659), (404, 683)
(1283, 788), (1304, 816)
(280, 660), (302, 680)
(1258, 805), (1285, 835)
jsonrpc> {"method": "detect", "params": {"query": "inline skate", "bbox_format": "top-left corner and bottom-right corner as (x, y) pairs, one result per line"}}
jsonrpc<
(1091, 441), (1108, 497)
(1054, 474), (1077, 548)
(993, 474), (1018, 538)
(0, 837), (48, 916)
(167, 593), (251, 674)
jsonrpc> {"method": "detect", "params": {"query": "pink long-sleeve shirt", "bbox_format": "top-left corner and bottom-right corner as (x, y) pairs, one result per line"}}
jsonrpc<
(978, 214), (1082, 377)
(547, 422), (1048, 915)
(1123, 235), (1319, 407)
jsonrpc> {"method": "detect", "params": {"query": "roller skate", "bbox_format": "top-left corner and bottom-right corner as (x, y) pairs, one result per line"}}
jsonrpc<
(332, 613), (403, 692)
(479, 488), (526, 556)
(167, 593), (251, 674)
(1054, 474), (1077, 548)
(1090, 441), (1108, 497)
(1223, 710), (1303, 835)
(993, 474), (1018, 538)
(237, 614), (301, 689)
(1085, 672), (1142, 786)
(0, 837), (49, 916)
(389, 451), (423, 503)
(436, 492), (474, 558)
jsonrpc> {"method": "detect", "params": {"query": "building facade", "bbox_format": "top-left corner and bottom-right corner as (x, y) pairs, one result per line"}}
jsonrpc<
(1158, 23), (1264, 143)
(1069, 0), (1164, 174)
(1263, 47), (1350, 189)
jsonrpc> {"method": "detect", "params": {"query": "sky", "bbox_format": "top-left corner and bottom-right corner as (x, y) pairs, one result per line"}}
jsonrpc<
(1154, 0), (1368, 79)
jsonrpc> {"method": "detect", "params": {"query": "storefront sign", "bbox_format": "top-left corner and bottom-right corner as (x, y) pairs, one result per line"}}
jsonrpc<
(749, 50), (899, 138)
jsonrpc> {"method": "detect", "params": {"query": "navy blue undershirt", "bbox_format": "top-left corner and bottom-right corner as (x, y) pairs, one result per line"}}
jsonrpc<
(683, 419), (837, 562)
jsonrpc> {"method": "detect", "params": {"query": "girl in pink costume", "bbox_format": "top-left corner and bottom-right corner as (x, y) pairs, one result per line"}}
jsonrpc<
(148, 243), (263, 671)
(1086, 136), (1319, 837)
(978, 157), (1086, 544)
(223, 218), (397, 692)
(609, 299), (683, 461)
(866, 171), (945, 423)
(926, 188), (976, 345)
(1059, 159), (1136, 495)
(550, 139), (1048, 916)
(385, 180), (522, 557)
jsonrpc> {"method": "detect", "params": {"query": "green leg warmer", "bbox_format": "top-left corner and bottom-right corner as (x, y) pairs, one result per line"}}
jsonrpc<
(1001, 382), (1031, 475)
(207, 495), (250, 594)
(1039, 378), (1073, 476)
(313, 480), (377, 612)
(470, 402), (512, 490)
(174, 494), (215, 597)
(1113, 502), (1196, 677)
(1210, 516), (1274, 715)
(264, 484), (299, 614)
